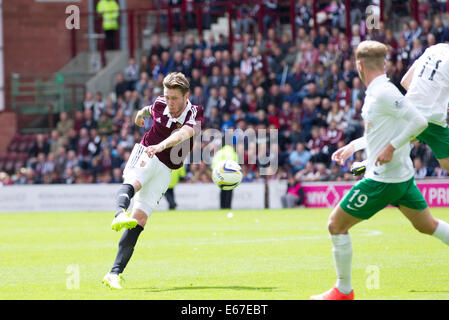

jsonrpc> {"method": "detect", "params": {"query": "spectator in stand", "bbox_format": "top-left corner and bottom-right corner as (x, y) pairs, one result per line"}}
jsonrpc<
(202, 48), (216, 76)
(32, 152), (47, 183)
(281, 176), (305, 208)
(190, 86), (206, 109)
(221, 112), (235, 131)
(324, 120), (345, 156)
(295, 161), (315, 182)
(341, 59), (357, 87)
(350, 24), (362, 50)
(48, 129), (65, 155)
(325, 63), (341, 98)
(83, 91), (95, 111)
(169, 50), (184, 74)
(408, 19), (422, 45)
(300, 41), (319, 71)
(420, 18), (433, 45)
(77, 127), (92, 158)
(414, 158), (428, 179)
(121, 90), (137, 118)
(148, 35), (166, 58)
(65, 150), (79, 172)
(295, 0), (313, 29)
(328, 163), (344, 181)
(138, 55), (149, 75)
(135, 71), (149, 100)
(335, 80), (351, 109)
(432, 15), (449, 43)
(82, 108), (97, 132)
(427, 33), (437, 47)
(432, 166), (448, 179)
(123, 57), (140, 90)
(72, 110), (84, 134)
(310, 162), (330, 181)
(205, 86), (220, 115)
(261, 0), (278, 35)
(54, 146), (67, 178)
(115, 73), (128, 99)
(42, 152), (56, 178)
(385, 28), (398, 50)
(66, 128), (79, 152)
(350, 77), (364, 108)
(97, 112), (114, 137)
(289, 142), (311, 174)
(278, 101), (293, 131)
(345, 99), (363, 141)
(301, 98), (318, 135)
(92, 92), (106, 122)
(56, 111), (73, 145)
(117, 127), (134, 150)
(409, 38), (424, 64)
(29, 133), (50, 158)
(327, 101), (345, 125)
(111, 167), (123, 183)
(267, 104), (280, 129)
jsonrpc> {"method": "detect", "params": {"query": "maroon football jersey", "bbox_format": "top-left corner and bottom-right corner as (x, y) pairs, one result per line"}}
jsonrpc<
(141, 96), (204, 170)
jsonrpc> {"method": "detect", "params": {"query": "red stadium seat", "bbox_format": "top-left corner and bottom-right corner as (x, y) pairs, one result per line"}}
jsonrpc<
(17, 141), (28, 153)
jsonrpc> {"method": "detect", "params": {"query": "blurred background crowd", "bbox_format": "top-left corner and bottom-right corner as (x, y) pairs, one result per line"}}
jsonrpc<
(1, 0), (448, 188)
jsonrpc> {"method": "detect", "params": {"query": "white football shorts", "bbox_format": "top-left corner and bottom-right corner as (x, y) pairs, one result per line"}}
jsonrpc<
(123, 143), (171, 217)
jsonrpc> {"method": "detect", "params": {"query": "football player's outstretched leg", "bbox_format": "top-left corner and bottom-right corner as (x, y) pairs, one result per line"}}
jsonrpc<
(103, 72), (204, 289)
(311, 41), (449, 299)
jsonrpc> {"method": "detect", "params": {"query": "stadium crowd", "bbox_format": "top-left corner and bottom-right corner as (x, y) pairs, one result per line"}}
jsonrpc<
(1, 0), (449, 189)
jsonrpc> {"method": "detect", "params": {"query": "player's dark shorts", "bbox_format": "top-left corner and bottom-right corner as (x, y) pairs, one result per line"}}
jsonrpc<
(417, 122), (449, 159)
(339, 177), (428, 220)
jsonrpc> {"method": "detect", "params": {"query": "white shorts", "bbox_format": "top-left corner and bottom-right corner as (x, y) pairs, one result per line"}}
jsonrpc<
(123, 144), (172, 217)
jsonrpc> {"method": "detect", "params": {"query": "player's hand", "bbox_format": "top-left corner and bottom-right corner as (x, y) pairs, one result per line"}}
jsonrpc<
(331, 144), (355, 166)
(375, 143), (395, 166)
(135, 111), (145, 127)
(145, 144), (165, 158)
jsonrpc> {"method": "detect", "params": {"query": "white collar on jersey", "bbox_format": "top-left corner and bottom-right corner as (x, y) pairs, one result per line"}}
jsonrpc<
(366, 74), (388, 95)
(163, 99), (192, 128)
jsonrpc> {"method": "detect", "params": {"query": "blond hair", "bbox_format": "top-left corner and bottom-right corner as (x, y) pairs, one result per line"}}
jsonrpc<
(163, 72), (190, 95)
(355, 40), (387, 70)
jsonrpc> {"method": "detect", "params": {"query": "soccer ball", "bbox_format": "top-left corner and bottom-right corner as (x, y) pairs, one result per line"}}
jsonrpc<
(212, 159), (243, 190)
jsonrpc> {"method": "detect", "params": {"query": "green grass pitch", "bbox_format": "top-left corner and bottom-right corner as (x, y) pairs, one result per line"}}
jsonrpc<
(1, 208), (449, 300)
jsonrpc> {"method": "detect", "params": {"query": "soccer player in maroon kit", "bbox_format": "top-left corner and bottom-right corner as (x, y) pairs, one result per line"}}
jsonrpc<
(103, 72), (204, 289)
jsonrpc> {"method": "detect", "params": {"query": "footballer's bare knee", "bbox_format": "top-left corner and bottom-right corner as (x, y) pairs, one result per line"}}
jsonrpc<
(328, 220), (349, 235)
(131, 209), (148, 227)
(123, 179), (142, 193)
(328, 206), (361, 235)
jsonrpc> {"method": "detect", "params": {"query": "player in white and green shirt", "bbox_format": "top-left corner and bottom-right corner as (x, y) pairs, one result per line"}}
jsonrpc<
(311, 41), (449, 300)
(400, 43), (449, 171)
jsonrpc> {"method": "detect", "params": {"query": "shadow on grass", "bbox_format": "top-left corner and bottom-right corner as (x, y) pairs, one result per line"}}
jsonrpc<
(128, 285), (276, 293)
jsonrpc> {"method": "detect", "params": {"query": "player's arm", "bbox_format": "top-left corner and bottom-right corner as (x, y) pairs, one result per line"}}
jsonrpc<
(145, 125), (195, 158)
(331, 136), (366, 166)
(400, 62), (416, 91)
(375, 96), (428, 165)
(145, 106), (203, 158)
(135, 105), (153, 127)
